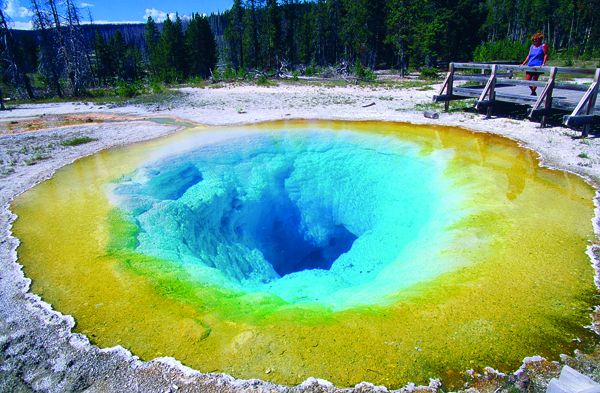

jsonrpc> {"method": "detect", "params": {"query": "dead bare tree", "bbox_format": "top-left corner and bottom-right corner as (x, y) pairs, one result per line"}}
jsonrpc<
(46, 0), (78, 94)
(64, 0), (93, 92)
(31, 0), (63, 97)
(0, 8), (35, 99)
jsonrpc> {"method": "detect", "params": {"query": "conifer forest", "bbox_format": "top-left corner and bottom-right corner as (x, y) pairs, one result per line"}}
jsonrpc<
(0, 0), (599, 100)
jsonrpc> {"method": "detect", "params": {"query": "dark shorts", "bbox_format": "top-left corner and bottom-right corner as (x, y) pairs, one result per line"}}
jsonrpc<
(526, 71), (543, 80)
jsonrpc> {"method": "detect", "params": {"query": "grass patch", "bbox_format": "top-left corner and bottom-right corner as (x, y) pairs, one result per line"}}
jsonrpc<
(256, 74), (276, 86)
(24, 153), (50, 165)
(578, 153), (590, 159)
(389, 80), (438, 89)
(61, 136), (97, 146)
(415, 98), (476, 113)
(414, 102), (441, 111)
(12, 84), (184, 107)
(419, 67), (440, 80)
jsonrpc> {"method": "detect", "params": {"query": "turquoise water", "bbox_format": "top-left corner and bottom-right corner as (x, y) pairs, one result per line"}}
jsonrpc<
(111, 129), (464, 309)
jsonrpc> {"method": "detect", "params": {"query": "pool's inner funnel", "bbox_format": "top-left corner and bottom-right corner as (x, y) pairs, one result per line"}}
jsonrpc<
(222, 185), (358, 277)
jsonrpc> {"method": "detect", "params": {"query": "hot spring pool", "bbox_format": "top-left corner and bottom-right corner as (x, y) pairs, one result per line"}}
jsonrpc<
(11, 120), (598, 388)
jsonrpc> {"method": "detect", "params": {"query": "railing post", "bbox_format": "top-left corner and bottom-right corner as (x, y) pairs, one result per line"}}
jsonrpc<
(539, 67), (557, 127)
(566, 68), (599, 137)
(487, 64), (497, 118)
(435, 63), (455, 112)
(476, 64), (497, 118)
(444, 63), (454, 112)
(583, 68), (600, 137)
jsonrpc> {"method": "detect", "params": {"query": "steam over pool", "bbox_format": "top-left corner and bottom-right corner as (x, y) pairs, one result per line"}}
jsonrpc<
(11, 121), (598, 388)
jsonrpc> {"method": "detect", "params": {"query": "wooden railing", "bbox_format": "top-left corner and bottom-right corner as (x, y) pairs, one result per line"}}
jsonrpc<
(434, 62), (600, 136)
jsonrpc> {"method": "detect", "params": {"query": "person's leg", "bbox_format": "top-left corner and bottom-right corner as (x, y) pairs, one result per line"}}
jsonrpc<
(525, 72), (534, 94)
(530, 73), (539, 95)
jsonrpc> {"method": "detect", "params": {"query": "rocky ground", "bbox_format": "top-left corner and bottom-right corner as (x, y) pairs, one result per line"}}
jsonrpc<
(0, 80), (599, 392)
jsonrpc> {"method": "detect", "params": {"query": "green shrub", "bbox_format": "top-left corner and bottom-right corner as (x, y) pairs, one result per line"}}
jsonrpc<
(211, 68), (222, 82)
(84, 88), (113, 98)
(305, 64), (318, 76)
(362, 67), (376, 82)
(353, 60), (377, 82)
(115, 81), (143, 98)
(61, 136), (98, 146)
(419, 67), (439, 79)
(156, 69), (179, 84)
(150, 81), (166, 94)
(473, 38), (529, 62)
(186, 76), (203, 86)
(291, 70), (299, 81)
(555, 48), (576, 66)
(224, 65), (237, 80)
(256, 74), (269, 85)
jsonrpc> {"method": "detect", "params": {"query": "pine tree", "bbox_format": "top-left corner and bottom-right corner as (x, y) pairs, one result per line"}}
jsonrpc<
(225, 0), (245, 69)
(187, 13), (218, 78)
(340, 0), (369, 62)
(155, 15), (188, 82)
(93, 31), (111, 84)
(297, 3), (316, 64)
(144, 16), (161, 78)
(121, 46), (143, 82)
(109, 31), (127, 80)
(244, 0), (262, 68)
(173, 14), (188, 78)
(365, 0), (389, 68)
(281, 0), (300, 64)
(265, 0), (281, 69)
(386, 0), (412, 71)
(325, 0), (343, 64)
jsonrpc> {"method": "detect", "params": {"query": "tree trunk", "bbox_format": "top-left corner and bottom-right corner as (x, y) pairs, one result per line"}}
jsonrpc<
(31, 0), (63, 97)
(0, 9), (35, 99)
(48, 0), (78, 95)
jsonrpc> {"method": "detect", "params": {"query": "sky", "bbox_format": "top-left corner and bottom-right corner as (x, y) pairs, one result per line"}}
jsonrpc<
(2, 0), (234, 29)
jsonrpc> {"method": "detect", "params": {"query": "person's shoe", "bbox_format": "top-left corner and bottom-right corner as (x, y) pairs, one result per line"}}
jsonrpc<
(530, 91), (537, 96)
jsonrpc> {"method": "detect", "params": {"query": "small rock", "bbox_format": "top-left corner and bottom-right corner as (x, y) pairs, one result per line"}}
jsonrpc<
(423, 110), (440, 119)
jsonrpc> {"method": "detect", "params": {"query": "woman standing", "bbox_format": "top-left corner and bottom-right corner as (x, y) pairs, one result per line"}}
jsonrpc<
(521, 32), (549, 96)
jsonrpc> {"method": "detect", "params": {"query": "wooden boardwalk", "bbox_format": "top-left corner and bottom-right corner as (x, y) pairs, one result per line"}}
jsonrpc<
(433, 63), (600, 136)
